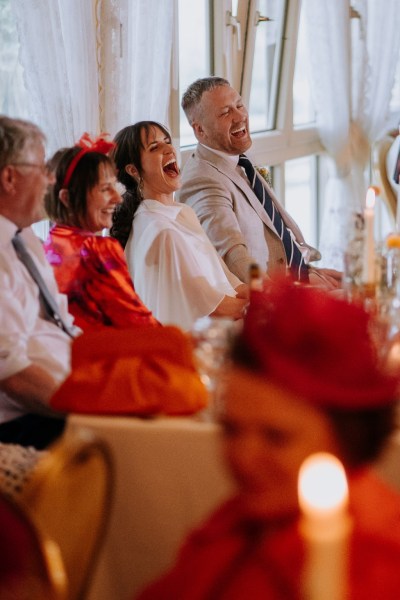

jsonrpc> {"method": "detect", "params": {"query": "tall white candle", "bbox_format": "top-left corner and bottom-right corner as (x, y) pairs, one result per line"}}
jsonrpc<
(298, 452), (352, 600)
(361, 187), (376, 285)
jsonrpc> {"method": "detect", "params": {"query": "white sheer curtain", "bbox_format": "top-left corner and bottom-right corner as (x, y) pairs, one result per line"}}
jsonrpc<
(304, 0), (400, 269)
(99, 0), (174, 137)
(11, 0), (99, 155)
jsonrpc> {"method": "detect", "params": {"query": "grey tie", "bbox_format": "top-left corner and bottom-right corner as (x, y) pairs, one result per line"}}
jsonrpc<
(12, 231), (75, 338)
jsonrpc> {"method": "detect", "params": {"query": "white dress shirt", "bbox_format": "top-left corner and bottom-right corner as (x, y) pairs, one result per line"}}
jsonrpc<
(0, 215), (75, 423)
(125, 200), (241, 331)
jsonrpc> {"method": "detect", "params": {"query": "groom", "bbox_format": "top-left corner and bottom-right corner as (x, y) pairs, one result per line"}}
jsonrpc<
(177, 76), (341, 289)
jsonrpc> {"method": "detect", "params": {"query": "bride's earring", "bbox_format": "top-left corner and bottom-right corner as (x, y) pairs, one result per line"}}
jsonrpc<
(137, 176), (144, 200)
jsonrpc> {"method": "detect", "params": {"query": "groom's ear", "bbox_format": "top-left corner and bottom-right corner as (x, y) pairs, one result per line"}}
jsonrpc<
(192, 121), (204, 139)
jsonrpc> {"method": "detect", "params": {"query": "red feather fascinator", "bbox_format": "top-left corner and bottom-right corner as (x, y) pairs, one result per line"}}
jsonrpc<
(61, 132), (116, 189)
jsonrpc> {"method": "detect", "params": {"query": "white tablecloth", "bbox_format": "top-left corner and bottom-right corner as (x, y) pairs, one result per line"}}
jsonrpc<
(66, 415), (400, 600)
(66, 414), (234, 600)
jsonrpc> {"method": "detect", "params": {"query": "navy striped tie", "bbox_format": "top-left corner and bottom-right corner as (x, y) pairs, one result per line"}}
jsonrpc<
(238, 154), (308, 281)
(394, 144), (400, 184)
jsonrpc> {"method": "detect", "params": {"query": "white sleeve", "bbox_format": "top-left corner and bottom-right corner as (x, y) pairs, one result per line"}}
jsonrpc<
(133, 228), (228, 331)
(0, 268), (32, 379)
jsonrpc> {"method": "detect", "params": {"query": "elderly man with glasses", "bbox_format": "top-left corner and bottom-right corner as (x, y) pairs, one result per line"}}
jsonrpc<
(0, 116), (76, 449)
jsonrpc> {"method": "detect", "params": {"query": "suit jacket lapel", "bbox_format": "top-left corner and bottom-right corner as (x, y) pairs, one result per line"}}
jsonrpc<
(195, 145), (310, 247)
(195, 145), (276, 231)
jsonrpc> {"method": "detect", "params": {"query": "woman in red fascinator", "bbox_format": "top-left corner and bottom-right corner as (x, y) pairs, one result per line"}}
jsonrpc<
(44, 133), (158, 331)
(137, 280), (400, 600)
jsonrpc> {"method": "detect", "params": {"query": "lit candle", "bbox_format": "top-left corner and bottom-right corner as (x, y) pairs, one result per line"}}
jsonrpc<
(298, 452), (352, 600)
(361, 187), (376, 285)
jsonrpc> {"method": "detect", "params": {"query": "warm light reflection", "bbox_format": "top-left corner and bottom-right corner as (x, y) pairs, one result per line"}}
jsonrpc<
(298, 452), (348, 517)
(385, 339), (400, 376)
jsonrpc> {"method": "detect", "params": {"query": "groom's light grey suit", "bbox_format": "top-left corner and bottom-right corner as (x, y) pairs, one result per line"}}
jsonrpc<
(177, 144), (317, 283)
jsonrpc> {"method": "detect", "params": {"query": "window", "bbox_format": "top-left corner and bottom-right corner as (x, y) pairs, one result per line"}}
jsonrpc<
(285, 156), (318, 248)
(293, 5), (315, 126)
(247, 0), (287, 132)
(178, 0), (212, 147)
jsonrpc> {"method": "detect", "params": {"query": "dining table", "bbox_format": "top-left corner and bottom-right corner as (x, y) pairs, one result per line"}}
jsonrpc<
(66, 413), (235, 600)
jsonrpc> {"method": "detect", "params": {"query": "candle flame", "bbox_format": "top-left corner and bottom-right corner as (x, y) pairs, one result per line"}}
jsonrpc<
(366, 187), (376, 209)
(298, 453), (348, 516)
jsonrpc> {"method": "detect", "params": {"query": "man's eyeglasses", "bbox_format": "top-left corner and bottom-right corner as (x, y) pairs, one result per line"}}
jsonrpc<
(10, 162), (53, 177)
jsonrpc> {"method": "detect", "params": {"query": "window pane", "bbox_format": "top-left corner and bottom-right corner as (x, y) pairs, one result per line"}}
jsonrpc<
(179, 0), (211, 147)
(285, 156), (317, 247)
(0, 0), (28, 117)
(248, 0), (286, 133)
(293, 6), (315, 126)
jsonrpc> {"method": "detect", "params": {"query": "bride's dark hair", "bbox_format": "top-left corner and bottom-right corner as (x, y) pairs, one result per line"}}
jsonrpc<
(110, 121), (171, 249)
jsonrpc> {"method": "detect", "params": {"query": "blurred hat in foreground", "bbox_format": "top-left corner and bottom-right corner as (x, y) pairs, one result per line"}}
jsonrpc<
(242, 280), (398, 409)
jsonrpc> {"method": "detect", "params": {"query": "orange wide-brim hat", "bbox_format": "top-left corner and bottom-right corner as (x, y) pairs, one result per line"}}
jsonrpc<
(50, 325), (207, 416)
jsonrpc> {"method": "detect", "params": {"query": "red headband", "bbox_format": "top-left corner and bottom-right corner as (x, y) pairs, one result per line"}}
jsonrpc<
(61, 132), (116, 189)
(242, 279), (398, 410)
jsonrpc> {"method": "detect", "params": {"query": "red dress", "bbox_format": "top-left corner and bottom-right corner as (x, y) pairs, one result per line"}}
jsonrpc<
(44, 225), (158, 331)
(136, 469), (400, 600)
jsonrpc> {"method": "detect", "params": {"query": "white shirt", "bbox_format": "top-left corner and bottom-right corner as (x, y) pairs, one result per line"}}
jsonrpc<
(125, 200), (241, 331)
(0, 216), (75, 423)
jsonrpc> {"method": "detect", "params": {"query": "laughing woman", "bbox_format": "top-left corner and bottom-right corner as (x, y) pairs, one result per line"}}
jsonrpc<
(44, 134), (158, 331)
(110, 121), (248, 331)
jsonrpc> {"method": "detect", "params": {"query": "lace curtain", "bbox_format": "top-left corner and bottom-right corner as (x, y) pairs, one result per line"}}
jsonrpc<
(304, 0), (400, 269)
(11, 0), (174, 145)
(98, 0), (174, 137)
(11, 0), (99, 155)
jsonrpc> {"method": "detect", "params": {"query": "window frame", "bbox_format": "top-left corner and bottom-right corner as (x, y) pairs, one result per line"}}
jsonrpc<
(176, 0), (324, 210)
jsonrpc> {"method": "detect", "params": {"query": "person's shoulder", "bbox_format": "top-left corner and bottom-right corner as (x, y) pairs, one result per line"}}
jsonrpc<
(132, 207), (181, 251)
(178, 150), (235, 203)
(351, 469), (400, 545)
(184, 496), (243, 547)
(182, 145), (232, 170)
(81, 232), (126, 264)
(86, 232), (122, 250)
(351, 529), (400, 600)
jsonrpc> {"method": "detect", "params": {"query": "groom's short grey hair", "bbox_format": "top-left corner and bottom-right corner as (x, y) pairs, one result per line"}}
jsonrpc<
(181, 77), (230, 125)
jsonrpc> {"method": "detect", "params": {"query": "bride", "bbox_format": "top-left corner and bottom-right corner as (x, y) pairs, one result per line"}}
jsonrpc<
(110, 121), (248, 331)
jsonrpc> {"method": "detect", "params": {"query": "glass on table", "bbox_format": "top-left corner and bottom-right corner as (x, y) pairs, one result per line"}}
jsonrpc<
(191, 317), (240, 419)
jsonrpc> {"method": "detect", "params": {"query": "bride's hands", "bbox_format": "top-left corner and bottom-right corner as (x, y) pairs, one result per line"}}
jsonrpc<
(210, 295), (248, 320)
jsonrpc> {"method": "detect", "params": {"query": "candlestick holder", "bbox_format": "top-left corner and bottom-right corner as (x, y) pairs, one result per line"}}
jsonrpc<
(342, 213), (364, 301)
(342, 211), (385, 313)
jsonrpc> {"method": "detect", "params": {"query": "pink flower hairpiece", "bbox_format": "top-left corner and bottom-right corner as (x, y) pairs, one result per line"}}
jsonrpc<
(61, 132), (116, 189)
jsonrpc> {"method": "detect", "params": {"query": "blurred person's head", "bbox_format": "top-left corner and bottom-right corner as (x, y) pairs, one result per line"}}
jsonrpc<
(46, 134), (120, 233)
(111, 121), (180, 248)
(0, 116), (52, 228)
(220, 280), (398, 521)
(181, 77), (252, 155)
